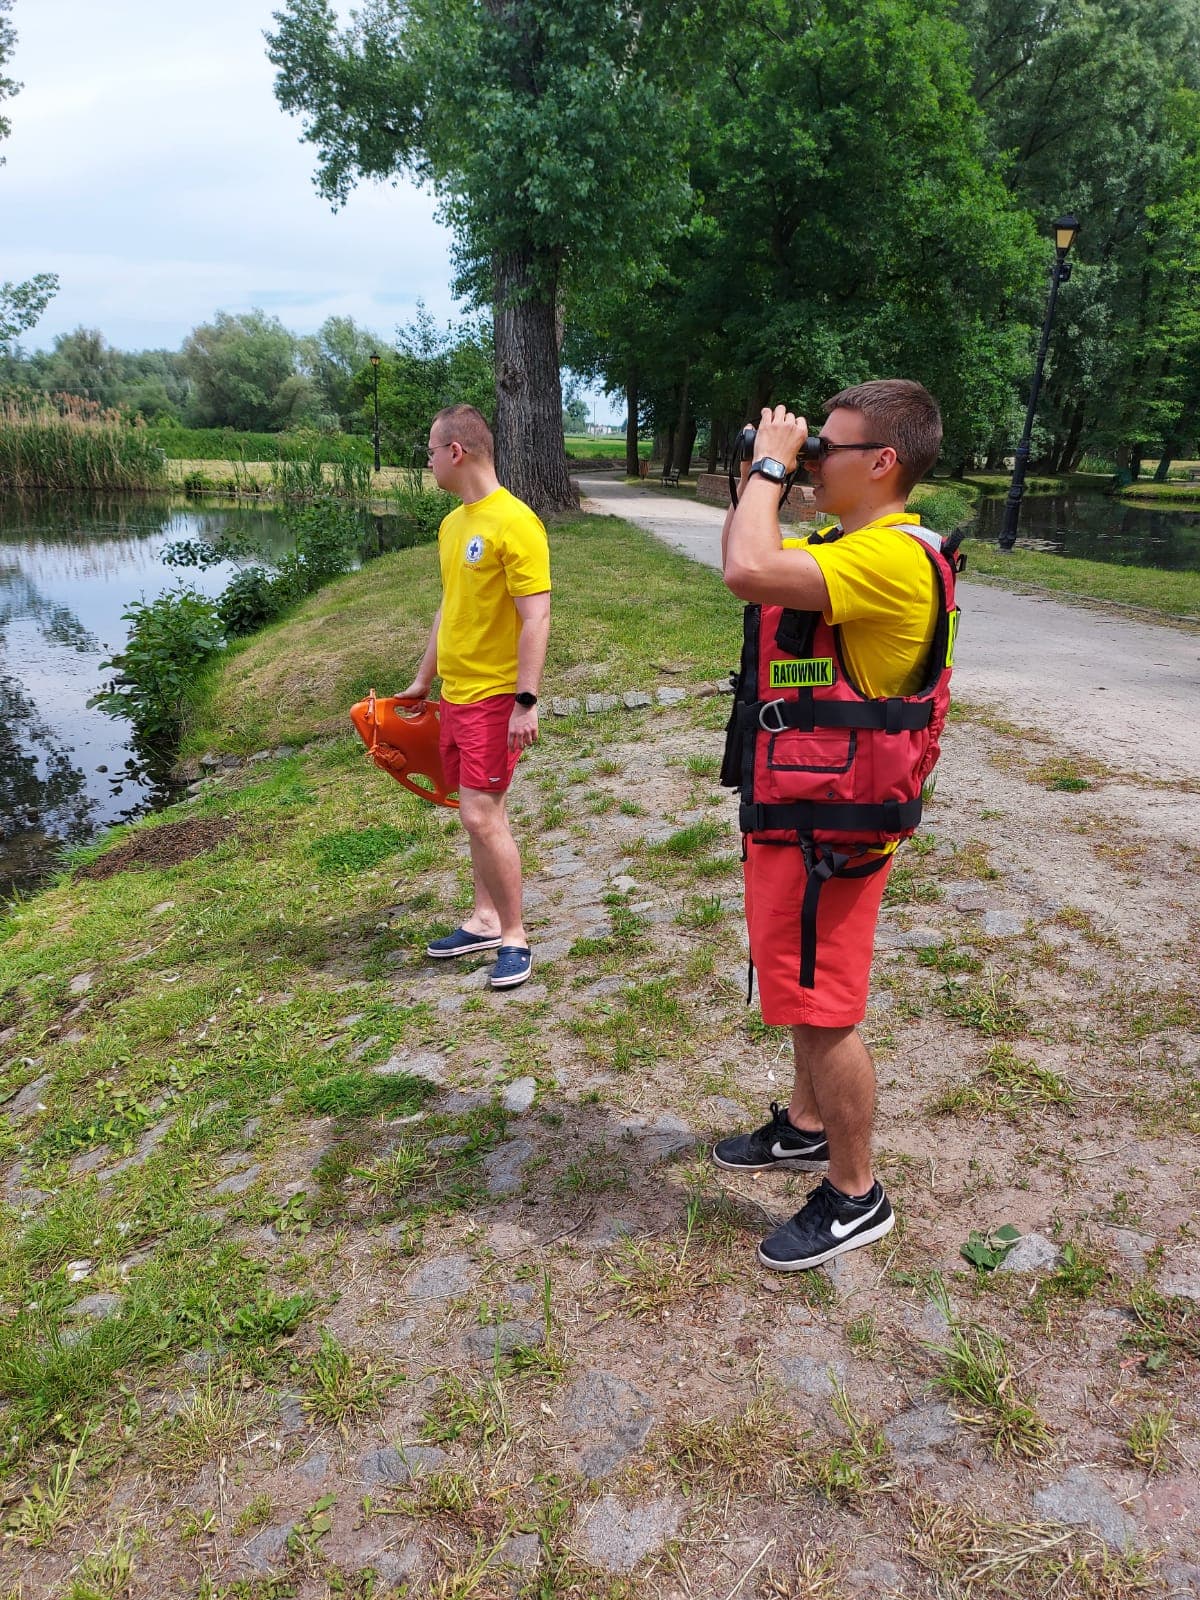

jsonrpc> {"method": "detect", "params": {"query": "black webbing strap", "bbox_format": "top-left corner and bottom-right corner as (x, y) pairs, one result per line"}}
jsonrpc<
(749, 696), (933, 733)
(740, 796), (923, 836)
(798, 847), (891, 989)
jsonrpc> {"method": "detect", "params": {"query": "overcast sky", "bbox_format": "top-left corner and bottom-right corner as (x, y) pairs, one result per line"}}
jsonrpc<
(3, 0), (463, 354)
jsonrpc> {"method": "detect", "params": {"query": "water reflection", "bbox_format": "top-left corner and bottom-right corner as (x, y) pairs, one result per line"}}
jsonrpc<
(0, 494), (293, 896)
(973, 494), (1200, 572)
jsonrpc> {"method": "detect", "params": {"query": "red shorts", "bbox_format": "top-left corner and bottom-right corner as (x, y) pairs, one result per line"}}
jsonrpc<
(743, 839), (894, 1028)
(439, 694), (522, 794)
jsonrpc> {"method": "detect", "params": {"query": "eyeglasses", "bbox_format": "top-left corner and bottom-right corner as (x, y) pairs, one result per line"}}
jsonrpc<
(806, 436), (898, 463)
(426, 441), (452, 459)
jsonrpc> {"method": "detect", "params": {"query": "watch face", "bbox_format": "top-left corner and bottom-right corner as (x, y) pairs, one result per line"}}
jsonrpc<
(752, 457), (787, 482)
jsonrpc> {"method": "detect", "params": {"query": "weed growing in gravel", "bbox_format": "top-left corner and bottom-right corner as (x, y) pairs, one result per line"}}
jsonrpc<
(929, 1043), (1073, 1119)
(149, 1375), (268, 1476)
(908, 1495), (1163, 1598)
(927, 1295), (1052, 1459)
(1126, 1403), (1177, 1473)
(601, 1199), (730, 1319)
(935, 973), (1029, 1036)
(1, 1428), (89, 1547)
(1125, 1280), (1200, 1371)
(298, 1330), (391, 1432)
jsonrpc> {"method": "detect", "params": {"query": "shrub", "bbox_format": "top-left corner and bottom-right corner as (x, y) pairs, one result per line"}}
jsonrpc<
(91, 588), (226, 747)
(217, 567), (290, 637)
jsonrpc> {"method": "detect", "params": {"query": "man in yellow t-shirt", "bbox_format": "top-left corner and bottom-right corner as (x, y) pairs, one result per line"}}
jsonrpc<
(400, 405), (550, 991)
(714, 379), (946, 1271)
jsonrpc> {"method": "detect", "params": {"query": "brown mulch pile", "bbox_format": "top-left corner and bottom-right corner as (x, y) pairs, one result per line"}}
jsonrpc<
(73, 817), (239, 880)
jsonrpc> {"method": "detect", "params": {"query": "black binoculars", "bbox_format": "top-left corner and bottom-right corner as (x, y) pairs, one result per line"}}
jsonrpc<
(736, 423), (822, 465)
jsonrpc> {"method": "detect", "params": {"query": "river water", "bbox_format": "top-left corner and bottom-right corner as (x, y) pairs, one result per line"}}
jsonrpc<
(0, 494), (421, 897)
(974, 492), (1200, 571)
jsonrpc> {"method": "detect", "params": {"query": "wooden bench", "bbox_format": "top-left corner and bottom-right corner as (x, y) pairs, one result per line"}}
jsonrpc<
(660, 466), (681, 487)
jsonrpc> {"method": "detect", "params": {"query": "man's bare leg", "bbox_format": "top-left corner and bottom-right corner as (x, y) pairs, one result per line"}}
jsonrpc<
(790, 1023), (876, 1197)
(456, 787), (527, 949)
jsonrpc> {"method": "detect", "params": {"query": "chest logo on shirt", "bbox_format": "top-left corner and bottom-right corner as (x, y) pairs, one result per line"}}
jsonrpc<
(770, 657), (835, 689)
(465, 536), (486, 566)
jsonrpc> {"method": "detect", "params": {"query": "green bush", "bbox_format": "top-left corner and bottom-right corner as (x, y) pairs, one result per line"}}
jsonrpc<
(146, 423), (373, 465)
(389, 467), (455, 537)
(91, 589), (226, 747)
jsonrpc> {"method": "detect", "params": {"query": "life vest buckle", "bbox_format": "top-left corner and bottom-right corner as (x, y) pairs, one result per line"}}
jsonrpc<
(758, 698), (789, 734)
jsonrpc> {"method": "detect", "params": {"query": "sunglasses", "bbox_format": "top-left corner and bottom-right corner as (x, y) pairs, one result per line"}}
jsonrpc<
(801, 436), (898, 463)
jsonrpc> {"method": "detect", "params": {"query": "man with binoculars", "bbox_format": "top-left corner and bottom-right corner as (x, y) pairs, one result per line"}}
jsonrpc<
(714, 380), (958, 1272)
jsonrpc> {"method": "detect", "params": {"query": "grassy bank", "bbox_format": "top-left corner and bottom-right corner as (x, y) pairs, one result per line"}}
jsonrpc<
(2, 514), (1197, 1596)
(961, 540), (1200, 618)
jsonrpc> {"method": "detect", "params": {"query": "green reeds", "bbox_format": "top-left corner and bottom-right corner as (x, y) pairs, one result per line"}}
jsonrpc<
(0, 394), (168, 491)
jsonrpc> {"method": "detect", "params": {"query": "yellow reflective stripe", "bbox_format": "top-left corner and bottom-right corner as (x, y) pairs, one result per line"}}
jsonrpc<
(946, 609), (960, 668)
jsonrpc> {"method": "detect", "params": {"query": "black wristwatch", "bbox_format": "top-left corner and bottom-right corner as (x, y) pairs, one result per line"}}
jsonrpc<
(515, 691), (538, 708)
(748, 456), (788, 484)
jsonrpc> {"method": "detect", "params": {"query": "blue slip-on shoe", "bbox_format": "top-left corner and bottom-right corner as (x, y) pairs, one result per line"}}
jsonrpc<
(426, 926), (504, 959)
(489, 945), (533, 989)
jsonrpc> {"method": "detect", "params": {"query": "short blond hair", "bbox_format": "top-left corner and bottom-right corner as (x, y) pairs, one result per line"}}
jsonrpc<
(432, 404), (494, 461)
(824, 380), (941, 492)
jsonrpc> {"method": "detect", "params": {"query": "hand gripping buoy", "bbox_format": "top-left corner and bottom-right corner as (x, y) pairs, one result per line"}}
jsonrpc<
(349, 690), (459, 809)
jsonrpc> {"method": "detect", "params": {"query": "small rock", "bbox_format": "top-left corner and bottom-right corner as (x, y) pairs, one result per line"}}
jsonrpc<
(608, 875), (638, 893)
(953, 891), (988, 914)
(379, 1049), (445, 1082)
(4, 1073), (51, 1118)
(622, 691), (652, 709)
(68, 972), (94, 995)
(892, 926), (944, 949)
(65, 1292), (122, 1321)
(776, 1354), (846, 1399)
(617, 1113), (694, 1164)
(405, 1254), (478, 1301)
(463, 1319), (545, 1362)
(884, 1402), (958, 1461)
(271, 745), (295, 759)
(998, 1232), (1060, 1274)
(297, 1450), (330, 1483)
(496, 1532), (541, 1571)
(550, 697), (581, 716)
(655, 687), (687, 706)
(576, 1495), (683, 1574)
(560, 1371), (656, 1480)
(211, 1164), (262, 1197)
(1032, 1467), (1138, 1550)
(502, 1076), (537, 1114)
(584, 694), (620, 714)
(983, 910), (1025, 938)
(484, 1137), (536, 1196)
(241, 1523), (294, 1573)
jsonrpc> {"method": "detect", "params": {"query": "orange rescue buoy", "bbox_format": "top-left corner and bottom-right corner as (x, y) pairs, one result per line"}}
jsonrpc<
(349, 690), (459, 809)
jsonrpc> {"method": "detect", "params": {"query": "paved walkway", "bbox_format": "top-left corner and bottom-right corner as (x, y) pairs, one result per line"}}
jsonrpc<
(577, 473), (1200, 788)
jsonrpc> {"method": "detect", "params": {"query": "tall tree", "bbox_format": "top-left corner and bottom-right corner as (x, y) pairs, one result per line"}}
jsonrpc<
(181, 309), (310, 431)
(266, 0), (694, 513)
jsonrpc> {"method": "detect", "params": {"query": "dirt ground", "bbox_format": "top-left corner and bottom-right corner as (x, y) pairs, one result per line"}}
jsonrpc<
(5, 513), (1200, 1598)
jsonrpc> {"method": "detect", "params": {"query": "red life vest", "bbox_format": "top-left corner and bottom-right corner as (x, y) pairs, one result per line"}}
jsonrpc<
(721, 522), (962, 988)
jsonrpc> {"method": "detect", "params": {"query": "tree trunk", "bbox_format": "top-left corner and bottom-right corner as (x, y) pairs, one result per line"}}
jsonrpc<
(492, 250), (578, 515)
(672, 365), (691, 475)
(706, 418), (721, 475)
(625, 365), (640, 478)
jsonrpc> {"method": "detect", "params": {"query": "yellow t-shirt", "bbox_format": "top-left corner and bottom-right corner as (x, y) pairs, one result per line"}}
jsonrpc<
(436, 486), (551, 704)
(786, 513), (940, 699)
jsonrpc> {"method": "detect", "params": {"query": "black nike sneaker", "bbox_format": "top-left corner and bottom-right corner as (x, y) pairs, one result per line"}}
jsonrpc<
(712, 1101), (830, 1172)
(757, 1177), (895, 1272)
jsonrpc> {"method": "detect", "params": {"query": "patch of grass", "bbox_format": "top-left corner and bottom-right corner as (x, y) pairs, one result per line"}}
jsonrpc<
(674, 893), (726, 929)
(927, 1295), (1052, 1460)
(934, 974), (1029, 1037)
(600, 1200), (731, 1320)
(1126, 1403), (1177, 1474)
(645, 818), (728, 858)
(1, 1428), (89, 1547)
(148, 1375), (269, 1476)
(917, 940), (984, 976)
(572, 977), (695, 1071)
(1125, 1280), (1200, 1372)
(883, 863), (941, 906)
(929, 1043), (1073, 1119)
(959, 538), (1200, 619)
(421, 1373), (511, 1451)
(909, 1494), (1164, 1598)
(1052, 905), (1120, 949)
(309, 823), (416, 873)
(298, 1330), (391, 1432)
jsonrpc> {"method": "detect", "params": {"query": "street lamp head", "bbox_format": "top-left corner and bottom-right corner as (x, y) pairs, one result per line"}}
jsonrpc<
(1054, 215), (1080, 256)
(370, 352), (380, 368)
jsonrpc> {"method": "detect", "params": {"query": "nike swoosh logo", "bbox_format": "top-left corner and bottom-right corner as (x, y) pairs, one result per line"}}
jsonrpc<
(771, 1140), (822, 1159)
(830, 1195), (885, 1238)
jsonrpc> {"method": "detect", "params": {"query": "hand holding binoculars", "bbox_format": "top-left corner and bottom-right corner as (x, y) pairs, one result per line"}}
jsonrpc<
(735, 423), (822, 466)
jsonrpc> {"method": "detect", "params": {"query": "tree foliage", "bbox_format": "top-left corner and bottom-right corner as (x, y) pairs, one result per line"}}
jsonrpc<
(267, 0), (696, 511)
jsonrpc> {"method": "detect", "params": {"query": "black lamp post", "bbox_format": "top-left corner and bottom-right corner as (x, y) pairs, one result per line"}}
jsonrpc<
(998, 215), (1080, 551)
(370, 352), (381, 474)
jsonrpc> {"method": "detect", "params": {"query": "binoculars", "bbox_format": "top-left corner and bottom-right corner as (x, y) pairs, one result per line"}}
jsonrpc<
(736, 423), (823, 465)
